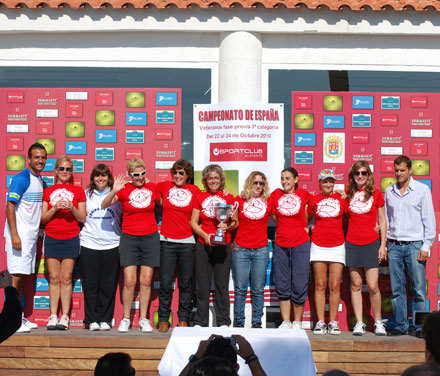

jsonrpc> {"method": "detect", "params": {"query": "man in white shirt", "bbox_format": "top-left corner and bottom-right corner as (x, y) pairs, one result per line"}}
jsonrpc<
(4, 143), (47, 333)
(385, 155), (436, 337)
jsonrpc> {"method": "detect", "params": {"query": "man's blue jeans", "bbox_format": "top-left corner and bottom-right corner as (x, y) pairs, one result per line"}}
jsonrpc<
(387, 240), (426, 333)
(232, 244), (269, 326)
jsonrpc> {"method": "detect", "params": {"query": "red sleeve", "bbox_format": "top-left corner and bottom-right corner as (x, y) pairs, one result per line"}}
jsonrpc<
(78, 188), (86, 202)
(375, 190), (385, 207)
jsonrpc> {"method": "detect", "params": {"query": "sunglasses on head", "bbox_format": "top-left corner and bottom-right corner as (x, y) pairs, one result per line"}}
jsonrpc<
(354, 171), (368, 177)
(131, 170), (146, 177)
(253, 181), (264, 186)
(172, 170), (185, 176)
(58, 167), (72, 172)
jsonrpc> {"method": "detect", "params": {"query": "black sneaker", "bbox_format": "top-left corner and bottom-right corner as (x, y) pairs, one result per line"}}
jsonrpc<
(252, 323), (262, 329)
(233, 322), (244, 328)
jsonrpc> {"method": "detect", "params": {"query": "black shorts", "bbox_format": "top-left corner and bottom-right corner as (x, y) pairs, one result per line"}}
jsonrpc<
(345, 239), (380, 268)
(119, 232), (160, 267)
(44, 234), (80, 258)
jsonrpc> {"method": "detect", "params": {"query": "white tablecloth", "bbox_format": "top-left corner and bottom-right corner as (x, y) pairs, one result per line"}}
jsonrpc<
(158, 327), (316, 376)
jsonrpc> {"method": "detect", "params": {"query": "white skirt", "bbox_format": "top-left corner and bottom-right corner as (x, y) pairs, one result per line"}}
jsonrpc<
(310, 242), (346, 264)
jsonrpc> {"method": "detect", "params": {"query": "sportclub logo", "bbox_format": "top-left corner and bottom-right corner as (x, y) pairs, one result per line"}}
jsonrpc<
(277, 193), (301, 216)
(129, 188), (152, 209)
(242, 198), (267, 220)
(316, 197), (340, 218)
(210, 142), (267, 162)
(349, 191), (373, 214)
(167, 186), (192, 208)
(201, 195), (226, 218)
(49, 188), (74, 207)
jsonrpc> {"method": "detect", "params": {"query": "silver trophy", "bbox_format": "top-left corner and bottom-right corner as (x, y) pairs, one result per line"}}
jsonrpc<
(211, 202), (239, 245)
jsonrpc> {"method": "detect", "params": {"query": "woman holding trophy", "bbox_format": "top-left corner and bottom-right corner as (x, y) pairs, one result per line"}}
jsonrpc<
(190, 164), (239, 327)
(232, 171), (270, 328)
(268, 167), (312, 330)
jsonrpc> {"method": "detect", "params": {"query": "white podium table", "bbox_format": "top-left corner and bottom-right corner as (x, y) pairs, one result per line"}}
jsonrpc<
(158, 327), (316, 376)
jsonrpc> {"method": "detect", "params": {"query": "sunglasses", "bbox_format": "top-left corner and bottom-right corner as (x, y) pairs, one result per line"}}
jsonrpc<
(130, 170), (146, 177)
(253, 181), (265, 186)
(57, 167), (72, 172)
(172, 170), (185, 176)
(353, 171), (368, 177)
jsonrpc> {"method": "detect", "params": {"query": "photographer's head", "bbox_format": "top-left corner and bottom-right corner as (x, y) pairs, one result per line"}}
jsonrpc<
(422, 310), (440, 364)
(205, 338), (238, 365)
(187, 356), (237, 376)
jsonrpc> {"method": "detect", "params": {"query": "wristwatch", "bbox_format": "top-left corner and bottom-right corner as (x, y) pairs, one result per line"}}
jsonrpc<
(188, 354), (199, 362)
(245, 353), (258, 364)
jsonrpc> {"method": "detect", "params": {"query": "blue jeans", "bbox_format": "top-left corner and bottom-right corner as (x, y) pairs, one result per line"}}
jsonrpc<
(387, 240), (426, 333)
(232, 244), (269, 325)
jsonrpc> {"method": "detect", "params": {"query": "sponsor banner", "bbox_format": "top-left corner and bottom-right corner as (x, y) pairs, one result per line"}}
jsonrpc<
(66, 141), (87, 155)
(34, 296), (50, 310)
(96, 91), (113, 106)
(210, 142), (267, 162)
(155, 128), (173, 140)
(125, 148), (143, 159)
(65, 103), (83, 117)
(381, 146), (403, 155)
(126, 130), (145, 143)
(381, 96), (400, 109)
(323, 133), (345, 163)
(411, 129), (432, 138)
(411, 117), (432, 127)
(7, 124), (28, 133)
(352, 114), (371, 127)
(410, 142), (428, 156)
(6, 155), (25, 171)
(155, 161), (174, 169)
(294, 151), (314, 164)
(294, 95), (312, 109)
(156, 110), (175, 124)
(95, 147), (115, 161)
(156, 150), (177, 159)
(352, 96), (374, 109)
(36, 109), (58, 118)
(6, 137), (24, 151)
(43, 158), (56, 172)
(297, 169), (312, 181)
(7, 91), (24, 103)
(294, 133), (316, 147)
(73, 279), (82, 293)
(352, 132), (369, 144)
(36, 120), (54, 134)
(6, 175), (15, 188)
(156, 92), (178, 106)
(410, 96), (428, 108)
(96, 130), (117, 143)
(73, 159), (85, 173)
(42, 176), (55, 187)
(193, 103), (284, 192)
(126, 112), (147, 126)
(35, 278), (49, 292)
(381, 159), (395, 173)
(155, 172), (170, 182)
(66, 91), (88, 100)
(380, 114), (398, 126)
(323, 115), (344, 129)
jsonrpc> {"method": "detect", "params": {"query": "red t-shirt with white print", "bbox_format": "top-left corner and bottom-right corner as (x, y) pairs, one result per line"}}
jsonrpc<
(267, 188), (312, 248)
(117, 182), (158, 236)
(234, 196), (270, 249)
(346, 189), (384, 245)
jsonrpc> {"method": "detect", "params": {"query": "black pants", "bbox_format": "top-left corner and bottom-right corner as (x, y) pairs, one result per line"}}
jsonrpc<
(158, 241), (195, 322)
(194, 241), (232, 327)
(79, 246), (120, 324)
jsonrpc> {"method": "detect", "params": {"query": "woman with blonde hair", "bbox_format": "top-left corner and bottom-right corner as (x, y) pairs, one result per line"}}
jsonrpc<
(42, 156), (86, 330)
(191, 164), (238, 327)
(232, 171), (270, 328)
(101, 158), (159, 333)
(346, 160), (387, 336)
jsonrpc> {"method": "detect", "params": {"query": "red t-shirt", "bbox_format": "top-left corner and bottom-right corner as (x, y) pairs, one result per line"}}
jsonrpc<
(43, 184), (86, 240)
(156, 181), (200, 240)
(268, 188), (312, 248)
(117, 182), (158, 236)
(346, 189), (384, 245)
(308, 193), (346, 247)
(194, 190), (236, 245)
(234, 196), (270, 249)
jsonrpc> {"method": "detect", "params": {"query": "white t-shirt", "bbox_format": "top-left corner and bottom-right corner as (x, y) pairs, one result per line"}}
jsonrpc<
(4, 168), (43, 243)
(80, 188), (122, 250)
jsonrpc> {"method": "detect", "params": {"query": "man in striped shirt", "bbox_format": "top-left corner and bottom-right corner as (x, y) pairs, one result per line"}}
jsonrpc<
(385, 155), (436, 337)
(4, 143), (47, 333)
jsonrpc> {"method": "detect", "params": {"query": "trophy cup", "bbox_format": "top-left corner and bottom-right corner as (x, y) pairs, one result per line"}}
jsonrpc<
(211, 202), (239, 245)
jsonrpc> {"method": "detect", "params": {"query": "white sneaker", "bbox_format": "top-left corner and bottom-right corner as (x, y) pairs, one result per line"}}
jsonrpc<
(118, 318), (131, 333)
(138, 318), (153, 333)
(279, 320), (292, 329)
(313, 320), (327, 335)
(89, 322), (100, 331)
(353, 321), (366, 336)
(22, 315), (38, 329)
(328, 321), (341, 335)
(291, 321), (303, 330)
(374, 320), (387, 336)
(99, 322), (111, 331)
(57, 315), (69, 330)
(47, 315), (58, 330)
(16, 321), (31, 333)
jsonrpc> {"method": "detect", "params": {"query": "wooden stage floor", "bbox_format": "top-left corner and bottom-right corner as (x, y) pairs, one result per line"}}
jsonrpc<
(0, 328), (425, 376)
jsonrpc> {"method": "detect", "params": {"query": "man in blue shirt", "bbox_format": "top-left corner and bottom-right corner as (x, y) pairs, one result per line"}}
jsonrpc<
(385, 155), (436, 337)
(4, 143), (47, 333)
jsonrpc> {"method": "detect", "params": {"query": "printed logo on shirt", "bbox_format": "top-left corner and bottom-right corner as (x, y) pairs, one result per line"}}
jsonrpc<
(128, 188), (152, 209)
(242, 198), (267, 220)
(316, 197), (340, 218)
(349, 191), (373, 214)
(49, 188), (74, 206)
(167, 186), (192, 208)
(201, 195), (226, 218)
(277, 193), (301, 216)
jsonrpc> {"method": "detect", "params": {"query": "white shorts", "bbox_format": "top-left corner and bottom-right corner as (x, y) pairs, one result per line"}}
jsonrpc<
(310, 242), (346, 265)
(5, 238), (37, 275)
